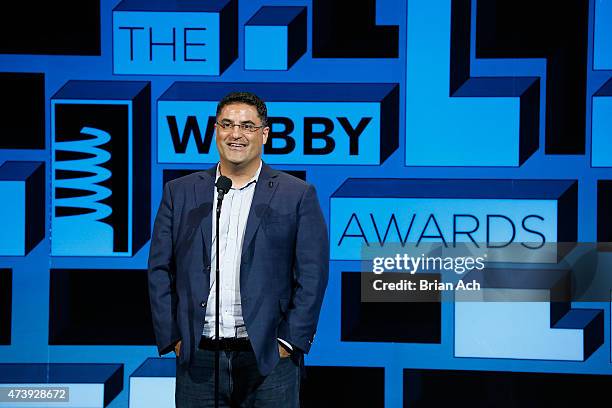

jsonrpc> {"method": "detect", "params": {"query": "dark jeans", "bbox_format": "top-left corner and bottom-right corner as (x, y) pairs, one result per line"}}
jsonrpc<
(176, 347), (300, 407)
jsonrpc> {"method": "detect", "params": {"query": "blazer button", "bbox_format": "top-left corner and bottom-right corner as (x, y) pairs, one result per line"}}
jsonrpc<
(204, 265), (211, 273)
(201, 301), (207, 308)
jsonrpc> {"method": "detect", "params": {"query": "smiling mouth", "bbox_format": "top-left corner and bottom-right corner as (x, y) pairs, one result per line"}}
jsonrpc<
(227, 143), (246, 150)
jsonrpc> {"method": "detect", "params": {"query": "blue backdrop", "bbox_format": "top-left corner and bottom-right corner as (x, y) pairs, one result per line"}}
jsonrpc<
(1, 0), (612, 407)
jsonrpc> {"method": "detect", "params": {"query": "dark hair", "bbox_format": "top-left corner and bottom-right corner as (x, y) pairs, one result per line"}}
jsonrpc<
(216, 91), (268, 126)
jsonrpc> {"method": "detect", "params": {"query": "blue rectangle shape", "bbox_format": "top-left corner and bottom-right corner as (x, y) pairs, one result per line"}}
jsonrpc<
(332, 178), (577, 199)
(592, 79), (612, 167)
(160, 82), (397, 102)
(51, 81), (150, 257)
(113, 0), (232, 12)
(52, 80), (149, 101)
(0, 161), (41, 181)
(330, 197), (560, 260)
(131, 358), (175, 378)
(330, 178), (577, 261)
(554, 309), (603, 329)
(452, 77), (540, 97)
(245, 26), (287, 70)
(113, 1), (237, 76)
(591, 95), (612, 167)
(0, 181), (24, 255)
(406, 0), (534, 166)
(594, 0), (612, 70)
(246, 6), (306, 25)
(0, 363), (124, 407)
(159, 100), (381, 164)
(157, 82), (399, 165)
(595, 78), (612, 96)
(0, 161), (44, 256)
(0, 363), (122, 383)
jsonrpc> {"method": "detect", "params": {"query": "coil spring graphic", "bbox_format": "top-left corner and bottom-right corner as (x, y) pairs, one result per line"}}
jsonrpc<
(54, 126), (112, 221)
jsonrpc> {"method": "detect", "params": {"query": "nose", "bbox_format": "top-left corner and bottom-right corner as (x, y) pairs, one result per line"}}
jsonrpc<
(230, 124), (242, 137)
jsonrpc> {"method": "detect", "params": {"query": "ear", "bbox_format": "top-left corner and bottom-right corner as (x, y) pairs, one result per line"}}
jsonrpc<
(262, 126), (270, 145)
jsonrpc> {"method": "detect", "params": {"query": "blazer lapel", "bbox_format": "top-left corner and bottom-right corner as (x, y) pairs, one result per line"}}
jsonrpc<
(195, 165), (217, 263)
(241, 163), (279, 261)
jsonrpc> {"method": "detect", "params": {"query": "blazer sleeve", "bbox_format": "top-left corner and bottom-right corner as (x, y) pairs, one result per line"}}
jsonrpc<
(147, 181), (181, 356)
(277, 184), (330, 353)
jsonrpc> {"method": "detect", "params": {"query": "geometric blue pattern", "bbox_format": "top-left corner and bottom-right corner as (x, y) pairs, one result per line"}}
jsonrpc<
(0, 363), (123, 407)
(245, 7), (307, 70)
(245, 25), (288, 70)
(330, 178), (577, 261)
(112, 0), (237, 75)
(158, 82), (398, 165)
(592, 1), (612, 167)
(405, 0), (538, 166)
(51, 80), (150, 257)
(594, 0), (612, 70)
(592, 79), (612, 167)
(129, 358), (174, 408)
(0, 161), (44, 256)
(1, 0), (612, 406)
(456, 299), (603, 360)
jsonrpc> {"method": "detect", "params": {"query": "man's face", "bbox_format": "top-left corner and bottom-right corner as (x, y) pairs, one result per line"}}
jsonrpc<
(215, 103), (269, 169)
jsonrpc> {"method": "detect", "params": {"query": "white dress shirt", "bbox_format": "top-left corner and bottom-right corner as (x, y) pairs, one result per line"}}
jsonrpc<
(202, 161), (261, 338)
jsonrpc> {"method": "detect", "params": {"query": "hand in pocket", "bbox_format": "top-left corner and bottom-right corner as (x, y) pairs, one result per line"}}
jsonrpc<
(278, 343), (291, 358)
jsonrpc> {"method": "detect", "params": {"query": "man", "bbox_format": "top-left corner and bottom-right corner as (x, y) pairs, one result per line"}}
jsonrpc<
(148, 91), (329, 407)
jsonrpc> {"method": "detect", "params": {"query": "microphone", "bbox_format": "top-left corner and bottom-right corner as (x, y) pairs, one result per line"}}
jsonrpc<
(215, 176), (232, 200)
(213, 174), (231, 408)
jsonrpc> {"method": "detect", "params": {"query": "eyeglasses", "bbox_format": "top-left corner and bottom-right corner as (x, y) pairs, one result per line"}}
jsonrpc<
(216, 121), (265, 133)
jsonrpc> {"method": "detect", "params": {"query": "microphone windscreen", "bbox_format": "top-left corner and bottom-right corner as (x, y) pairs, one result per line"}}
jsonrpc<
(215, 176), (232, 194)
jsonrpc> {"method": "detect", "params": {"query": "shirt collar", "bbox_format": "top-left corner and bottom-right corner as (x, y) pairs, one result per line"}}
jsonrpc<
(215, 160), (262, 190)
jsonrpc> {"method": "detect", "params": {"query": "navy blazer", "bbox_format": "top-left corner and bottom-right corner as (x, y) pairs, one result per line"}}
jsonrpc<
(147, 163), (329, 375)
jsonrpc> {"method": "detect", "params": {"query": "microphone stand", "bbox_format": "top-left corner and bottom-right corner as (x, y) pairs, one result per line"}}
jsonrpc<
(212, 175), (231, 408)
(214, 192), (223, 408)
